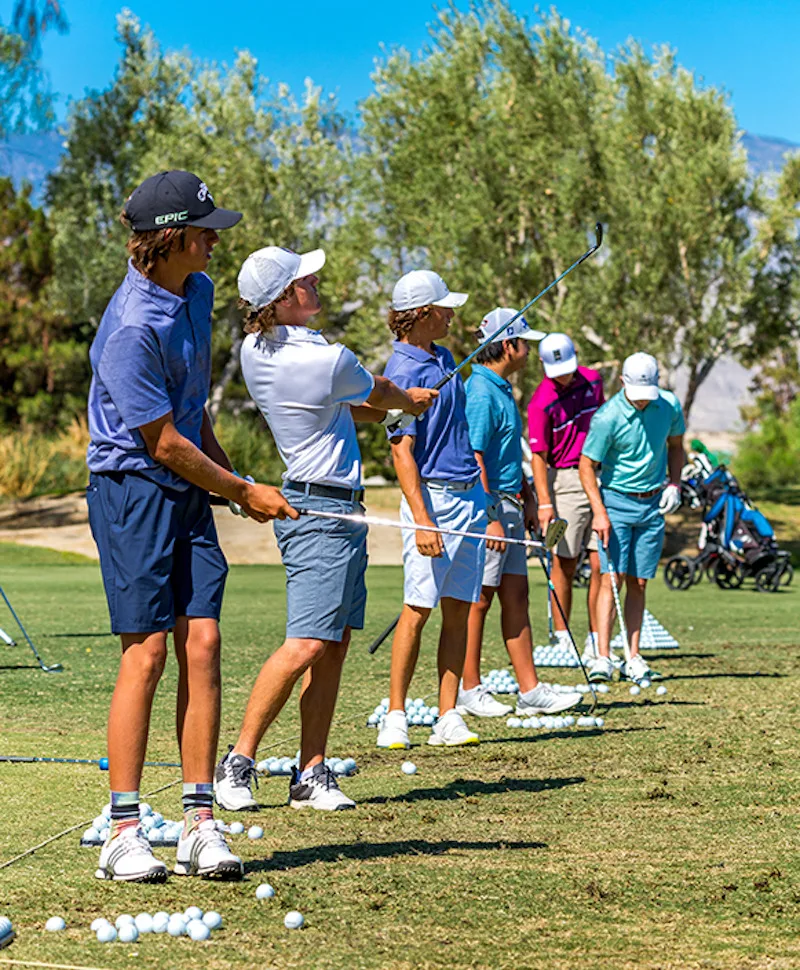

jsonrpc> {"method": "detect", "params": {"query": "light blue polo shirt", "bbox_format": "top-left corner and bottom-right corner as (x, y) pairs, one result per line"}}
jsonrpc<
(383, 341), (479, 483)
(582, 388), (685, 492)
(465, 364), (523, 493)
(86, 261), (214, 491)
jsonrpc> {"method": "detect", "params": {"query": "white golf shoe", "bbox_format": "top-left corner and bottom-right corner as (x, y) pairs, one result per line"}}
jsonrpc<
(581, 632), (599, 663)
(588, 655), (615, 682)
(289, 764), (356, 811)
(456, 684), (513, 718)
(427, 709), (479, 746)
(95, 826), (168, 883)
(214, 747), (258, 811)
(621, 653), (661, 684)
(174, 820), (243, 880)
(376, 710), (410, 749)
(515, 683), (582, 716)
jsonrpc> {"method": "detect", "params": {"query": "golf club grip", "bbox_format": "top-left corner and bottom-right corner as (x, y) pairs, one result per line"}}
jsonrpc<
(368, 614), (400, 654)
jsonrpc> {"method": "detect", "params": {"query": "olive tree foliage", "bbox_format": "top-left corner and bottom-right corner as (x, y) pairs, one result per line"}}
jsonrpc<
(355, 0), (798, 421)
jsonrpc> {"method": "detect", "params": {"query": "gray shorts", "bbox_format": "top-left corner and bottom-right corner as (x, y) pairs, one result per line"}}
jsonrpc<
(273, 488), (368, 642)
(482, 496), (528, 588)
(548, 466), (598, 559)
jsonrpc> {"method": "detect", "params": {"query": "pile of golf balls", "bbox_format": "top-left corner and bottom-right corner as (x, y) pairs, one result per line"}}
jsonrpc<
(81, 802), (183, 847)
(506, 713), (605, 730)
(255, 752), (357, 777)
(91, 908), (222, 943)
(480, 668), (519, 694)
(533, 642), (580, 667)
(366, 698), (439, 728)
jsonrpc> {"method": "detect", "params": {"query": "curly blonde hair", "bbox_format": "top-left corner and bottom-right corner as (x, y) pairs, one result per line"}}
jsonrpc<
(387, 305), (434, 340)
(240, 282), (297, 335)
(120, 210), (189, 277)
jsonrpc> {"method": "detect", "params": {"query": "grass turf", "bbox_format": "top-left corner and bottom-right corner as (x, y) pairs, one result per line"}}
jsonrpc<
(0, 547), (798, 969)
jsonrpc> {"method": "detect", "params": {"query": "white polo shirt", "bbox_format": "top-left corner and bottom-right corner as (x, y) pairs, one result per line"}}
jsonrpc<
(241, 325), (374, 488)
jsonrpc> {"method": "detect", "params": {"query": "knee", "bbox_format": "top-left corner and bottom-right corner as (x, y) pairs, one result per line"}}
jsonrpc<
(286, 638), (327, 669)
(187, 629), (221, 673)
(128, 641), (168, 685)
(402, 605), (431, 631)
(627, 577), (647, 595)
(557, 556), (577, 579)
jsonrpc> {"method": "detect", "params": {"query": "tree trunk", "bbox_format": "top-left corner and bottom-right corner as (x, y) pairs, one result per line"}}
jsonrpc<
(681, 356), (717, 426)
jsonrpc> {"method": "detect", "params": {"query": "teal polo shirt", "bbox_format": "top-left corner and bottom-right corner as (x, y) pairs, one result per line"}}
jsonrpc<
(465, 364), (523, 493)
(582, 388), (685, 492)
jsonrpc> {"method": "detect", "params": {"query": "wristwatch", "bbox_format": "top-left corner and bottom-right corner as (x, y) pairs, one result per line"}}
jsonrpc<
(485, 495), (499, 523)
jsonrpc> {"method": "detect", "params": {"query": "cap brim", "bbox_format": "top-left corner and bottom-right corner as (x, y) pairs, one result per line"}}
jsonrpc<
(543, 356), (578, 377)
(432, 291), (469, 308)
(189, 208), (243, 230)
(294, 248), (326, 280)
(519, 328), (548, 341)
(624, 382), (659, 401)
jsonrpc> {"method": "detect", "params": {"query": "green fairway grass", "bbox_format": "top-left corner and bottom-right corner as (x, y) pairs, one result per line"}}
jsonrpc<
(0, 547), (798, 969)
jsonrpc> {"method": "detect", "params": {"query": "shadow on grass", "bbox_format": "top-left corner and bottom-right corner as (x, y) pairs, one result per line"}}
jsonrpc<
(246, 837), (547, 874)
(0, 664), (41, 671)
(362, 774), (584, 806)
(484, 725), (667, 744)
(649, 652), (716, 660)
(41, 632), (113, 639)
(664, 672), (785, 681)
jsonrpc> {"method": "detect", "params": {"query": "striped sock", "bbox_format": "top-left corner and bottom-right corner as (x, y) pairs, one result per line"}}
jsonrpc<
(110, 791), (139, 838)
(182, 783), (214, 832)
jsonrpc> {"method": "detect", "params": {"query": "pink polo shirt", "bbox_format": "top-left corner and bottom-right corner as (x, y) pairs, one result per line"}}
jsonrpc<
(527, 367), (604, 468)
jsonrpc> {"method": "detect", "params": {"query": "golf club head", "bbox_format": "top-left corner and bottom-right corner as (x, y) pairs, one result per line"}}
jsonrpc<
(543, 518), (567, 549)
(594, 222), (603, 249)
(42, 663), (63, 673)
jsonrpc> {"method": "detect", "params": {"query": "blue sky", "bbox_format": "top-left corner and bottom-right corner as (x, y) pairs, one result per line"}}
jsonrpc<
(4, 0), (799, 144)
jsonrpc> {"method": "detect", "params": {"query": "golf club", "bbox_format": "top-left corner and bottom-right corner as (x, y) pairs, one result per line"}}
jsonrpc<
(0, 585), (62, 673)
(364, 518), (569, 655)
(0, 755), (182, 768)
(606, 550), (632, 664)
(384, 223), (604, 433)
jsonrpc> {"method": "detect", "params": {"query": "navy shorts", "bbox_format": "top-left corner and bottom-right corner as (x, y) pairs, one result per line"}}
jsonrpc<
(86, 471), (228, 635)
(273, 488), (368, 642)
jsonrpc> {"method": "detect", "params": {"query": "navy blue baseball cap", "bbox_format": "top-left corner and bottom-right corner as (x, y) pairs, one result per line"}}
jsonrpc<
(123, 170), (242, 232)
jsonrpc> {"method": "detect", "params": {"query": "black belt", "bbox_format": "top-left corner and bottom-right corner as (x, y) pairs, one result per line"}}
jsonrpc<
(284, 480), (364, 502)
(610, 487), (660, 499)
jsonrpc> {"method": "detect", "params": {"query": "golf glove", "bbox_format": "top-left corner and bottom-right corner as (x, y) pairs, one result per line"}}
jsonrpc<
(658, 483), (681, 516)
(381, 409), (415, 434)
(229, 474), (255, 518)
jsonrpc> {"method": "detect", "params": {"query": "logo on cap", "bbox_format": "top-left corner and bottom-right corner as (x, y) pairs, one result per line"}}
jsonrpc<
(553, 350), (562, 361)
(197, 182), (213, 203)
(154, 210), (189, 226)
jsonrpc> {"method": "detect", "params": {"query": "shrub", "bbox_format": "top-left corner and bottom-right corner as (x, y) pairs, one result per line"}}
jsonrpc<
(0, 417), (89, 500)
(733, 398), (800, 498)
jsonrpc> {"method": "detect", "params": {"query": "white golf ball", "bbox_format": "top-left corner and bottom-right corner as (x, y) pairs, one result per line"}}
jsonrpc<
(430, 706), (439, 718)
(115, 914), (135, 929)
(229, 821), (245, 835)
(256, 883), (275, 900)
(118, 923), (139, 943)
(401, 761), (417, 775)
(202, 911), (222, 931)
(45, 916), (66, 932)
(656, 685), (668, 696)
(134, 913), (153, 933)
(596, 683), (610, 694)
(96, 924), (117, 943)
(187, 919), (210, 941)
(594, 717), (605, 727)
(506, 716), (522, 728)
(640, 678), (651, 689)
(577, 715), (595, 727)
(629, 685), (641, 696)
(184, 906), (203, 922)
(152, 912), (170, 934)
(90, 917), (109, 932)
(167, 918), (186, 937)
(248, 825), (264, 840)
(284, 910), (304, 930)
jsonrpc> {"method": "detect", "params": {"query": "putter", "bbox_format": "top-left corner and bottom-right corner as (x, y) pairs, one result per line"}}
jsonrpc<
(0, 585), (62, 673)
(365, 518), (569, 655)
(545, 549), (557, 645)
(385, 223), (604, 433)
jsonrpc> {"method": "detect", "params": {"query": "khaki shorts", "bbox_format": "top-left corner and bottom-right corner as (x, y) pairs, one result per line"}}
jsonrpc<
(547, 466), (597, 559)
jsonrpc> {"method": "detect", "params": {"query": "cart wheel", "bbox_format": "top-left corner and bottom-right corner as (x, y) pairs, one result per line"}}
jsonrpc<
(664, 556), (695, 591)
(755, 565), (780, 593)
(714, 558), (745, 590)
(573, 559), (591, 588)
(691, 562), (705, 585)
(778, 562), (794, 587)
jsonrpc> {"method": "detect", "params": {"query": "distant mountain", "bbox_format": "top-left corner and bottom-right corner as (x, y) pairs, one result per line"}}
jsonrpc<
(0, 130), (63, 203)
(740, 133), (799, 176)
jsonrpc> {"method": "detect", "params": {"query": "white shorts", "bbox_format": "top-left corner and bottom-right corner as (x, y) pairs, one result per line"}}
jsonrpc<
(401, 480), (487, 608)
(482, 496), (528, 588)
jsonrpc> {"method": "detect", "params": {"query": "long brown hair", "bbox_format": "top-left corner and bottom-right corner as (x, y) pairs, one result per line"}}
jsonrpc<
(120, 210), (189, 277)
(387, 305), (434, 340)
(240, 282), (297, 335)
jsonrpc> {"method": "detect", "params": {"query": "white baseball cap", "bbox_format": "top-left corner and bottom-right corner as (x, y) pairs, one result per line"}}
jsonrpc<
(477, 307), (547, 344)
(391, 270), (468, 311)
(539, 333), (578, 378)
(622, 352), (660, 401)
(238, 246), (326, 308)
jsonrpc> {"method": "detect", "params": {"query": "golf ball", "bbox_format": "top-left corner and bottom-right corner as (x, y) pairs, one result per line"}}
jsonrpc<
(656, 685), (668, 696)
(594, 717), (605, 727)
(90, 917), (109, 932)
(45, 916), (66, 932)
(118, 923), (139, 943)
(167, 918), (186, 937)
(96, 924), (117, 943)
(401, 761), (417, 775)
(152, 912), (170, 934)
(187, 919), (210, 941)
(135, 913), (153, 934)
(639, 678), (651, 689)
(629, 685), (641, 696)
(184, 906), (203, 922)
(202, 911), (222, 931)
(255, 883), (275, 900)
(98, 757), (109, 771)
(229, 821), (245, 835)
(115, 914), (135, 928)
(284, 910), (304, 930)
(248, 825), (264, 840)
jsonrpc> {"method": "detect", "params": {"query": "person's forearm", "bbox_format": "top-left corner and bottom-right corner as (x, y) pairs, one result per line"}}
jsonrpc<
(392, 443), (431, 522)
(150, 424), (251, 505)
(530, 452), (551, 507)
(367, 376), (416, 411)
(351, 404), (387, 423)
(668, 439), (685, 485)
(521, 477), (535, 504)
(200, 409), (233, 472)
(579, 455), (605, 515)
(474, 452), (491, 494)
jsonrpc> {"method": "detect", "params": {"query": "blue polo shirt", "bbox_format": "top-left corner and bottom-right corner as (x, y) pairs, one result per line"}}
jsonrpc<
(465, 364), (523, 493)
(86, 261), (214, 491)
(582, 388), (686, 492)
(383, 341), (479, 483)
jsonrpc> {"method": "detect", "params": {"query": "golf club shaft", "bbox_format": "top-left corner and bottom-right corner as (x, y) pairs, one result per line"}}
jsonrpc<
(368, 614), (400, 655)
(0, 585), (61, 672)
(299, 509), (551, 550)
(606, 552), (631, 663)
(0, 756), (181, 767)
